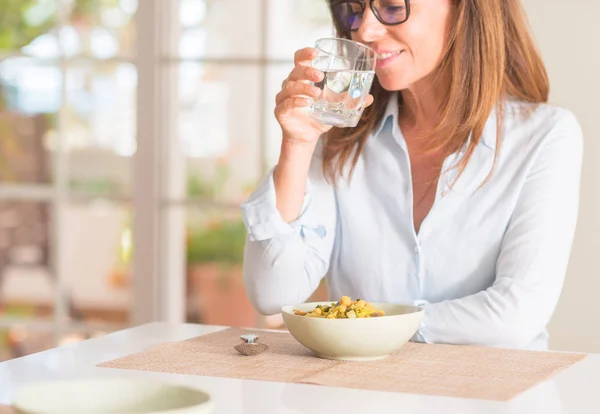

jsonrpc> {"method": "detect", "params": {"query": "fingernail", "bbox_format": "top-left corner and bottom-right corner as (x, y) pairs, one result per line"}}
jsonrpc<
(312, 87), (321, 95)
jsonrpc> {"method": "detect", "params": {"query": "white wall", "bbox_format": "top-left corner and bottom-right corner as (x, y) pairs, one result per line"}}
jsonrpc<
(521, 0), (600, 352)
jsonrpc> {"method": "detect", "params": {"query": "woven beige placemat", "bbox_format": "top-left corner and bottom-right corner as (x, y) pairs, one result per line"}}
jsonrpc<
(98, 328), (586, 401)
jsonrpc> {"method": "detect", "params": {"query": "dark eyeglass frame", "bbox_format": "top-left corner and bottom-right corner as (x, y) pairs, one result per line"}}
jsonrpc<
(332, 0), (411, 32)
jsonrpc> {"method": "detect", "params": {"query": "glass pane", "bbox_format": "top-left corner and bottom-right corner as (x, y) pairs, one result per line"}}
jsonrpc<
(0, 1), (59, 57)
(0, 59), (60, 184)
(178, 63), (260, 203)
(184, 207), (256, 327)
(66, 61), (136, 198)
(0, 200), (55, 360)
(63, 0), (137, 58)
(177, 0), (261, 59)
(266, 0), (333, 59)
(63, 201), (132, 326)
(0, 200), (130, 362)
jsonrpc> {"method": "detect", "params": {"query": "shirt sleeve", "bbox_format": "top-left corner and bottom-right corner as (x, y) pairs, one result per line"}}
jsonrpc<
(240, 147), (337, 315)
(413, 109), (584, 348)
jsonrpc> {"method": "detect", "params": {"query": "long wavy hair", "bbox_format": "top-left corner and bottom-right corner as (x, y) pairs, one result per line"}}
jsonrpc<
(322, 0), (549, 183)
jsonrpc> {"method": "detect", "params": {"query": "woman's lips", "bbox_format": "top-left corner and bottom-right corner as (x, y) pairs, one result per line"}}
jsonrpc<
(376, 50), (404, 69)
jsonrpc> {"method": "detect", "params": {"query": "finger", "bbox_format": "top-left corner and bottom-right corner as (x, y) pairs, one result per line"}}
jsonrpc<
(364, 94), (374, 107)
(274, 97), (311, 118)
(282, 96), (311, 111)
(288, 65), (324, 83)
(276, 81), (321, 105)
(294, 47), (317, 67)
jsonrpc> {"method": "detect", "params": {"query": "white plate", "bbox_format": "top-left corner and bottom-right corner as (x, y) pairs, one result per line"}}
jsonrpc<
(12, 378), (215, 414)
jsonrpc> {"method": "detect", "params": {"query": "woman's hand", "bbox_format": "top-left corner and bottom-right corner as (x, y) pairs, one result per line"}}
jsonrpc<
(275, 47), (332, 149)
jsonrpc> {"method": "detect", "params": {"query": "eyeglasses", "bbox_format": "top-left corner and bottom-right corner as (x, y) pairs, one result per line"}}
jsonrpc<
(331, 0), (411, 32)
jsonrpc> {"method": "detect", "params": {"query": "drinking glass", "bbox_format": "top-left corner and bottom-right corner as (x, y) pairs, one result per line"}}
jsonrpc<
(309, 37), (377, 128)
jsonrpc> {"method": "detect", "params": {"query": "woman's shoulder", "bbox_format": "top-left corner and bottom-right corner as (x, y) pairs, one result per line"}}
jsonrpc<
(499, 99), (583, 152)
(502, 99), (582, 140)
(497, 100), (583, 170)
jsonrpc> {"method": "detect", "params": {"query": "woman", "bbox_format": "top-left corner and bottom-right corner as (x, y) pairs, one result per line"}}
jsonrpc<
(241, 0), (583, 350)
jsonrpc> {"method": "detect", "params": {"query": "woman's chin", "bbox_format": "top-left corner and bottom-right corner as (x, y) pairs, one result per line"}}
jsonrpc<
(377, 79), (409, 92)
(376, 72), (412, 92)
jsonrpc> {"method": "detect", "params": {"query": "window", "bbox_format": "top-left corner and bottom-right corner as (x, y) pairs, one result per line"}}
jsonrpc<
(0, 0), (333, 360)
(0, 0), (136, 360)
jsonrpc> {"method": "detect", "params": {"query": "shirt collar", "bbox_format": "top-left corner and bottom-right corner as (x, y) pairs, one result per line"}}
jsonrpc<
(479, 107), (498, 151)
(371, 92), (498, 151)
(372, 92), (400, 137)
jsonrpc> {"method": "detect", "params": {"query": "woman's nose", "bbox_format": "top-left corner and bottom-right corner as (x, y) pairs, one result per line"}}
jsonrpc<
(354, 6), (386, 44)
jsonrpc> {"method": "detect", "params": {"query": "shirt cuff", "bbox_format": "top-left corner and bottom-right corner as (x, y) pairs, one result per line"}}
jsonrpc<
(240, 168), (325, 242)
(411, 299), (430, 344)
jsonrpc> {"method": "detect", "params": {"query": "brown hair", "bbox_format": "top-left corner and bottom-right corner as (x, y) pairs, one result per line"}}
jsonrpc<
(322, 0), (549, 183)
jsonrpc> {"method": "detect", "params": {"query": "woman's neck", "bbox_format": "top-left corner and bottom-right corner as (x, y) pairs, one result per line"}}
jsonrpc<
(398, 73), (449, 149)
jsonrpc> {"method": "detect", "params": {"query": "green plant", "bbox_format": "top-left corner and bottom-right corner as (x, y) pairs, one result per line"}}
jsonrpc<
(0, 0), (121, 49)
(0, 0), (56, 50)
(186, 218), (247, 265)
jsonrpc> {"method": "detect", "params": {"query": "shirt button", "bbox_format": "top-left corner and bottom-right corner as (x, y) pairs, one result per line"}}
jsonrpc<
(414, 245), (419, 253)
(441, 191), (448, 197)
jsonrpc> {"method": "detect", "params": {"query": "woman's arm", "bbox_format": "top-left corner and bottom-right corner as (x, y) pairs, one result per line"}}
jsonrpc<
(241, 146), (337, 315)
(414, 110), (584, 348)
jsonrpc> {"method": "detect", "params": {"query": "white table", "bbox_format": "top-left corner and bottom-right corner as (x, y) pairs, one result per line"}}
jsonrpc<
(0, 323), (598, 414)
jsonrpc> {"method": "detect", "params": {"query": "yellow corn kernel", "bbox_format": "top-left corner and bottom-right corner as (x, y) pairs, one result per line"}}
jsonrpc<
(340, 296), (351, 306)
